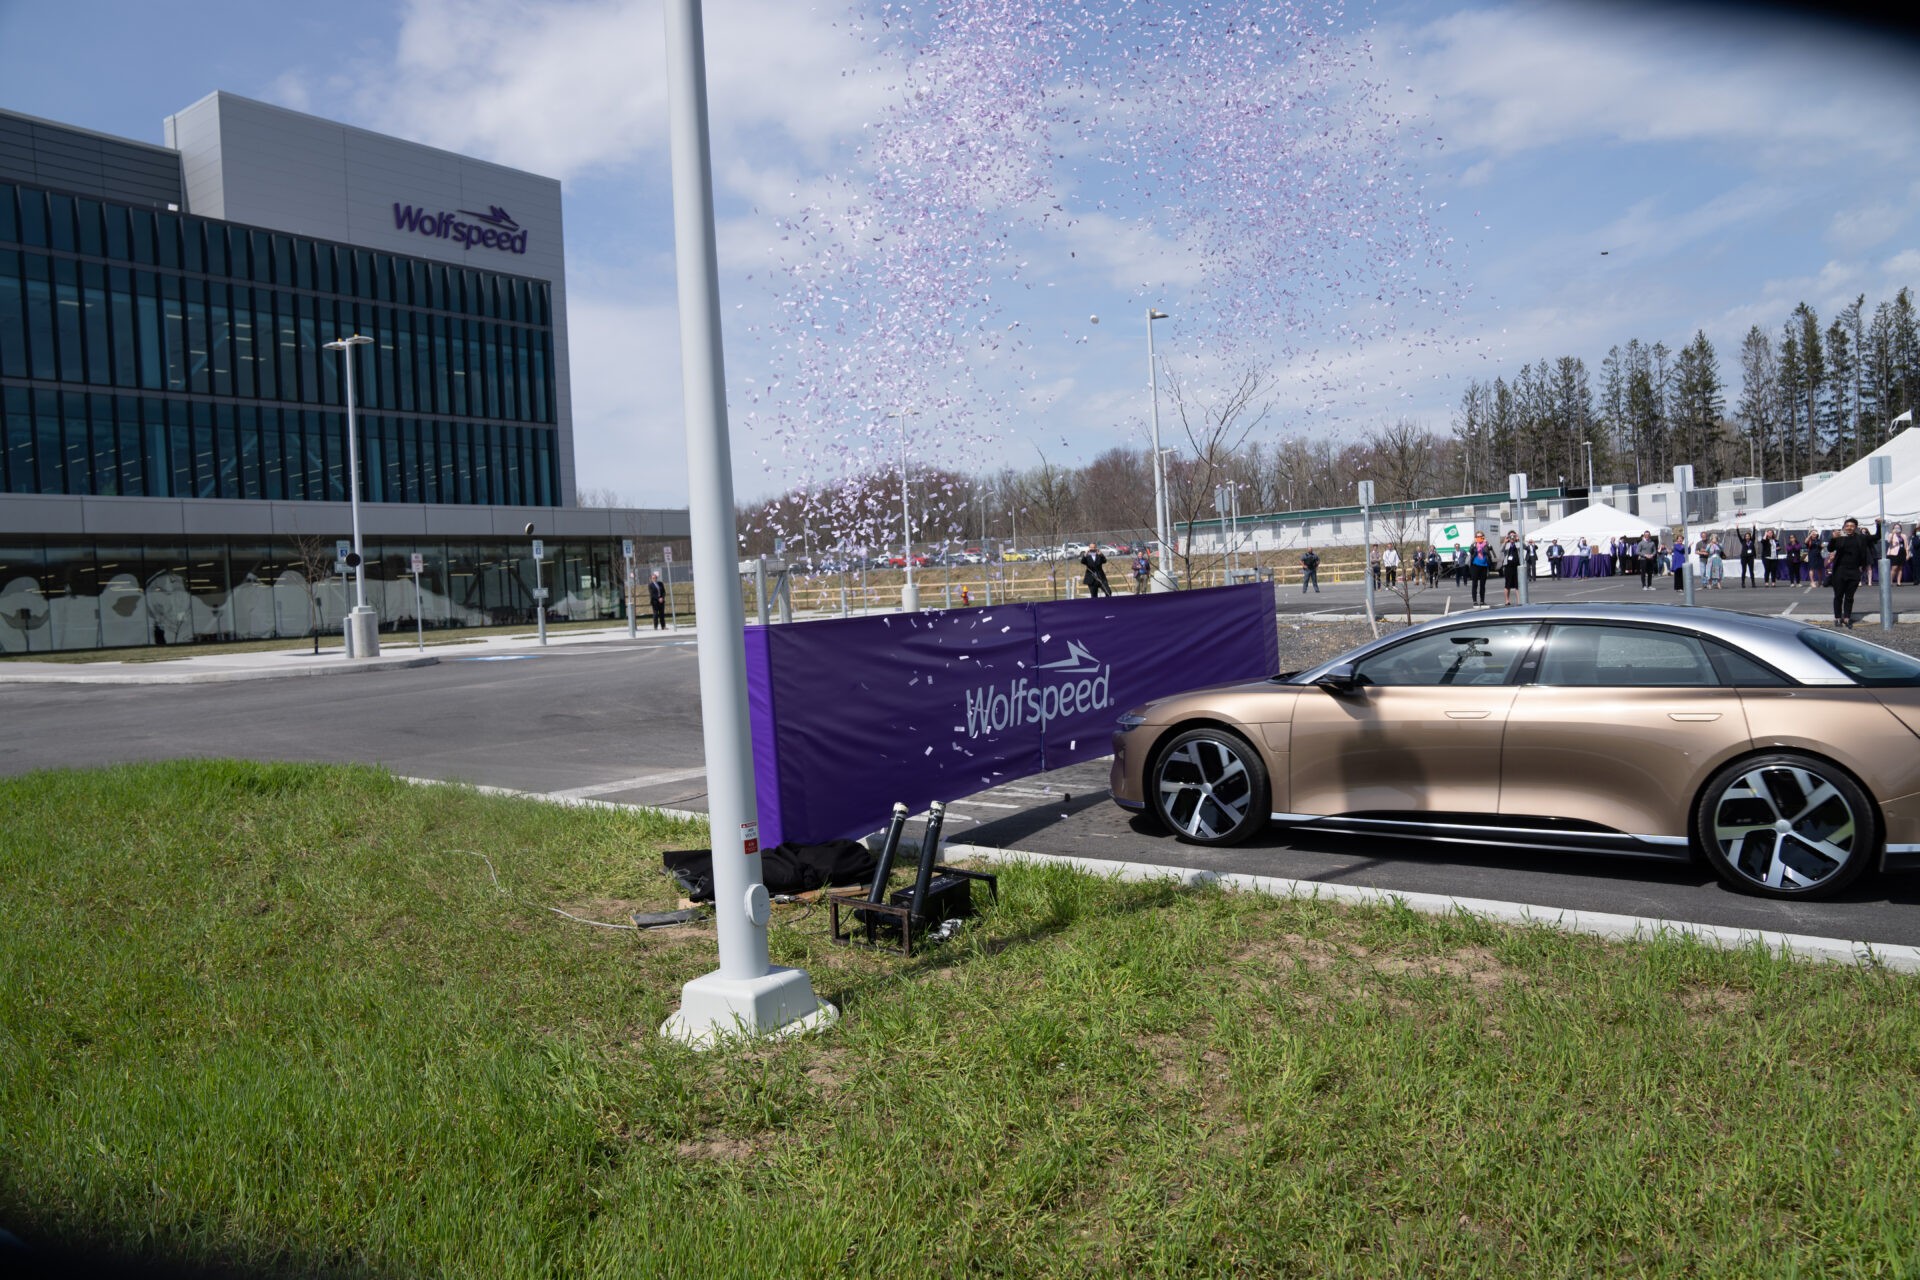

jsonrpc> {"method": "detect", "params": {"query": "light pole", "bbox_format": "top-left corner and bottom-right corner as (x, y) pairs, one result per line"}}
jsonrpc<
(1146, 308), (1175, 590)
(1358, 480), (1377, 637)
(887, 408), (919, 611)
(525, 523), (547, 645)
(322, 334), (379, 659)
(1675, 464), (1696, 607)
(623, 539), (637, 638)
(660, 0), (830, 1046)
(1582, 440), (1594, 494)
(1510, 473), (1530, 606)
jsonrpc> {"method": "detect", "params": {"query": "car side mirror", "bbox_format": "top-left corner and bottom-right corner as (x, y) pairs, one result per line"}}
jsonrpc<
(1314, 662), (1360, 695)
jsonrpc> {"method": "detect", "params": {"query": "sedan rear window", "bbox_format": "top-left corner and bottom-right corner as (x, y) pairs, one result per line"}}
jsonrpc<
(1800, 629), (1920, 686)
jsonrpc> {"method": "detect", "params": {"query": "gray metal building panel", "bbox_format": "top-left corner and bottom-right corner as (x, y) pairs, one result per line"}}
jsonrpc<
(0, 495), (688, 542)
(0, 108), (183, 207)
(166, 93), (576, 505)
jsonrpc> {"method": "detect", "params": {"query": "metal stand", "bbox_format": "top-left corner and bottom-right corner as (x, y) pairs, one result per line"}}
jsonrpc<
(829, 801), (998, 956)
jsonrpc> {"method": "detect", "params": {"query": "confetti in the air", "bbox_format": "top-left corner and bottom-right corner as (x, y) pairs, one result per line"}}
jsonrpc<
(744, 0), (1465, 553)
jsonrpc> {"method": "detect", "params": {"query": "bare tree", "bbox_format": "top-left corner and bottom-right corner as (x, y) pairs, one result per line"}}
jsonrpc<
(575, 486), (627, 509)
(288, 534), (340, 636)
(1360, 420), (1443, 623)
(1014, 448), (1077, 598)
(1160, 363), (1275, 587)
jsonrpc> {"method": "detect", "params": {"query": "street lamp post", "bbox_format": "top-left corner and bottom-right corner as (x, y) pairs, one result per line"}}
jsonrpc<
(1582, 440), (1594, 494)
(1146, 308), (1175, 591)
(888, 408), (919, 611)
(322, 334), (379, 659)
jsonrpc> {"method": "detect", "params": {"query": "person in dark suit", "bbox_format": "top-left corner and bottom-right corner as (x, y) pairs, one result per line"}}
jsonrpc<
(1825, 518), (1880, 628)
(648, 571), (668, 629)
(1079, 547), (1112, 598)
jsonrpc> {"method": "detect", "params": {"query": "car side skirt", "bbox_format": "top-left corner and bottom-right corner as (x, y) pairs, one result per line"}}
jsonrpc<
(1269, 812), (1695, 861)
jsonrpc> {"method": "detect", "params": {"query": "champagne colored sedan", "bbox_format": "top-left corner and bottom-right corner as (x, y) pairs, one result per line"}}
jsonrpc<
(1108, 605), (1920, 899)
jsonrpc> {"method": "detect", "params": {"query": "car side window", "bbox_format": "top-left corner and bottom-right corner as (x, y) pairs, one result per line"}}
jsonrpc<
(1703, 640), (1792, 687)
(1353, 623), (1536, 687)
(1537, 624), (1718, 687)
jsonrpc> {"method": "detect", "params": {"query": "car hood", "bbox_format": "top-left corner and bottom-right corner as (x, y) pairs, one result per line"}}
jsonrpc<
(1125, 676), (1291, 726)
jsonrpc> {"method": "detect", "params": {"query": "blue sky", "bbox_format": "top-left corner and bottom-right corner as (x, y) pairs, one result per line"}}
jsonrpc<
(3, 0), (1917, 509)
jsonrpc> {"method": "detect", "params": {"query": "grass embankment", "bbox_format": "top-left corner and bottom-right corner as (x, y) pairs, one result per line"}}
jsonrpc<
(4, 762), (1918, 1278)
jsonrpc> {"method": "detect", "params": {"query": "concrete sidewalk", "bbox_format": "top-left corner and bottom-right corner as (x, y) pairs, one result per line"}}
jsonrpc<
(0, 622), (694, 685)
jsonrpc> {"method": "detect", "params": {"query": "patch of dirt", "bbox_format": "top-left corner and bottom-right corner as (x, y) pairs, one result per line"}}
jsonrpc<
(1372, 945), (1522, 990)
(675, 1136), (761, 1162)
(1680, 986), (1753, 1019)
(1231, 933), (1343, 972)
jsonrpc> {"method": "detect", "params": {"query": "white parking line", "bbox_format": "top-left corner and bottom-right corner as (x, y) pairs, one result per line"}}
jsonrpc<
(548, 767), (709, 800)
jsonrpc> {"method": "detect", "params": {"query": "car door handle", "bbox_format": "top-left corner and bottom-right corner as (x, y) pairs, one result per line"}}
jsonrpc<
(1669, 712), (1721, 722)
(1445, 710), (1491, 719)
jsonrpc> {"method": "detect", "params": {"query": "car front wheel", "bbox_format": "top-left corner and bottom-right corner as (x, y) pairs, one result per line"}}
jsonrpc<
(1151, 726), (1270, 847)
(1695, 753), (1876, 899)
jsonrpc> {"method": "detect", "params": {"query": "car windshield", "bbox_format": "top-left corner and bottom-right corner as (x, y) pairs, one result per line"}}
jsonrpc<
(1800, 629), (1920, 686)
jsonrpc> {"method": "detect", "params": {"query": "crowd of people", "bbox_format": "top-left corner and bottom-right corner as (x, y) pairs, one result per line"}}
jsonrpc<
(1308, 520), (1912, 629)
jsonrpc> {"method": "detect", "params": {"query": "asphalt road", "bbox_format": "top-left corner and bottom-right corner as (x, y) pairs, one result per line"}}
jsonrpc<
(7, 587), (1920, 949)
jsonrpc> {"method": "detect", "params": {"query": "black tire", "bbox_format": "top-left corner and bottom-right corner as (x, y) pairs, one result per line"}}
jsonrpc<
(1694, 753), (1877, 899)
(1150, 726), (1271, 847)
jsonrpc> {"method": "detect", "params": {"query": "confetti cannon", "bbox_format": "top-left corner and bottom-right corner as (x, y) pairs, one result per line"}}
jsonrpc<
(830, 800), (997, 956)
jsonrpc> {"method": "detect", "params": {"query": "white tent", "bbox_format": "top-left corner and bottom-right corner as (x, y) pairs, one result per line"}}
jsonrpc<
(1732, 426), (1920, 533)
(1526, 501), (1653, 548)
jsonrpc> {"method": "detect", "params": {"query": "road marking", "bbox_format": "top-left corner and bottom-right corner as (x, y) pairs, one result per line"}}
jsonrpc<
(955, 799), (1023, 809)
(1782, 603), (1797, 617)
(943, 844), (1920, 974)
(548, 767), (709, 800)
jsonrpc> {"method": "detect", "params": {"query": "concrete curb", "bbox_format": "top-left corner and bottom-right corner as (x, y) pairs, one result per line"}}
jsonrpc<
(387, 778), (1920, 974)
(0, 655), (441, 685)
(394, 776), (707, 825)
(943, 843), (1920, 974)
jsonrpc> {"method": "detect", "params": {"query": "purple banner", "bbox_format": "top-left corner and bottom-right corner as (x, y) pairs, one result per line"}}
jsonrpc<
(745, 583), (1278, 846)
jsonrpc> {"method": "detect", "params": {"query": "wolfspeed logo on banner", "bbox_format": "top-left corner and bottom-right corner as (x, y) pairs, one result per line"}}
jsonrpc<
(392, 203), (529, 255)
(964, 640), (1111, 738)
(743, 584), (1280, 847)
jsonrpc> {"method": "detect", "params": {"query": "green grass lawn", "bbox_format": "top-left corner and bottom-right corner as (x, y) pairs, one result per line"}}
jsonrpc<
(4, 762), (1919, 1278)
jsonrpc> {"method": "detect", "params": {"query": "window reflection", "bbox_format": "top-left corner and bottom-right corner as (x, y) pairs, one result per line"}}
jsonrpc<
(0, 178), (561, 504)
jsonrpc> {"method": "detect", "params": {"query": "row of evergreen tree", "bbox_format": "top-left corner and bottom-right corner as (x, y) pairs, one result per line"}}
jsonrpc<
(1455, 288), (1920, 492)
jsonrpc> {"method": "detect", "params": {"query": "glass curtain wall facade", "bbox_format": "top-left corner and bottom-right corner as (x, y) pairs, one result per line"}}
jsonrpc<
(0, 180), (559, 505)
(0, 535), (627, 654)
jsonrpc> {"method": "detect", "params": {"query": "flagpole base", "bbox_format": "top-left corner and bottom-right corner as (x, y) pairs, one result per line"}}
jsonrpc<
(660, 966), (837, 1050)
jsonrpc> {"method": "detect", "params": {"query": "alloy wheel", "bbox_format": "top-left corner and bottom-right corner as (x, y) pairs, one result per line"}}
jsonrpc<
(1709, 763), (1862, 893)
(1156, 734), (1258, 842)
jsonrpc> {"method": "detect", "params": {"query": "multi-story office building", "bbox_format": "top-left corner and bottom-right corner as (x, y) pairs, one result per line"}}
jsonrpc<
(0, 93), (685, 653)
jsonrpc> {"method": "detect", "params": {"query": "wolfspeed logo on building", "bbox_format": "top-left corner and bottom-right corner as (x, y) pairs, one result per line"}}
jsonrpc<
(963, 640), (1112, 739)
(392, 203), (528, 255)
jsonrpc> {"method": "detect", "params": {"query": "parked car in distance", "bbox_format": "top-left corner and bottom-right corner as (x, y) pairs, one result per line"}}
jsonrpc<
(1108, 604), (1920, 900)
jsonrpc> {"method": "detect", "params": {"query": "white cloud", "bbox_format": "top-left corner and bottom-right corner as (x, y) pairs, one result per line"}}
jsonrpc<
(1829, 201), (1905, 254)
(562, 294), (687, 506)
(1391, 4), (1920, 168)
(285, 0), (899, 185)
